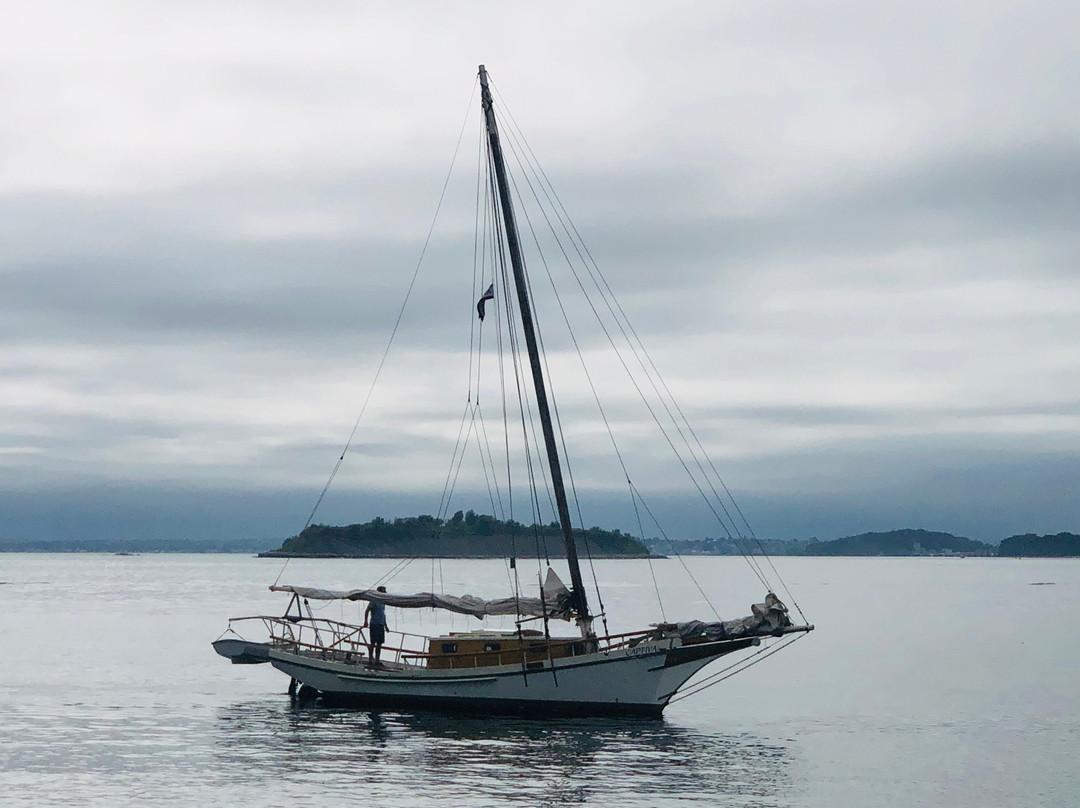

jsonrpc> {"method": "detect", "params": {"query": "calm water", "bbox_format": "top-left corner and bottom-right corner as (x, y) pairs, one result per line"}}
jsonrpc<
(1, 554), (1077, 807)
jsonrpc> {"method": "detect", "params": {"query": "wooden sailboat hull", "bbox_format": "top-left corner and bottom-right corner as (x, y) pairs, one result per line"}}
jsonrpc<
(262, 636), (759, 717)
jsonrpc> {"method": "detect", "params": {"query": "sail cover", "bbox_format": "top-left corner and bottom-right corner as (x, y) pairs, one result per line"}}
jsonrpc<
(271, 567), (574, 621)
(668, 593), (793, 641)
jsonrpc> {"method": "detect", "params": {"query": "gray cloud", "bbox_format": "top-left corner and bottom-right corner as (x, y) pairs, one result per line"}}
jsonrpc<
(1, 1), (1077, 543)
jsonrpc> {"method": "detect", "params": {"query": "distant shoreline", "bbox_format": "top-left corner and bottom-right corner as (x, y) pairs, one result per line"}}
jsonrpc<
(4, 549), (1080, 559)
(2, 529), (1076, 558)
(256, 550), (657, 559)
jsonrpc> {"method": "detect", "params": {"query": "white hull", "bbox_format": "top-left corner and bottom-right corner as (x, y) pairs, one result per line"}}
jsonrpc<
(261, 636), (760, 717)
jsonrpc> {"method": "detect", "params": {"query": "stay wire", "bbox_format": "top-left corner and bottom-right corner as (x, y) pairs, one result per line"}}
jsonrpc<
(505, 110), (781, 593)
(441, 405), (477, 519)
(668, 631), (808, 703)
(494, 93), (777, 594)
(475, 161), (508, 521)
(486, 147), (515, 526)
(631, 483), (666, 621)
(497, 207), (548, 566)
(439, 107), (492, 523)
(488, 137), (551, 563)
(630, 479), (722, 620)
(498, 130), (607, 620)
(498, 121), (768, 592)
(273, 78), (478, 589)
(475, 402), (507, 520)
(438, 398), (476, 519)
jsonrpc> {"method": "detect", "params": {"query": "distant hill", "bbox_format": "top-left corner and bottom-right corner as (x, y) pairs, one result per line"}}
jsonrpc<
(643, 536), (803, 556)
(263, 510), (650, 558)
(997, 532), (1080, 557)
(803, 529), (992, 556)
(644, 529), (995, 557)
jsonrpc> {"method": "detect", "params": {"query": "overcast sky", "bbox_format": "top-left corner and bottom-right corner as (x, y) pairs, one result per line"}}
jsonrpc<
(2, 1), (1077, 544)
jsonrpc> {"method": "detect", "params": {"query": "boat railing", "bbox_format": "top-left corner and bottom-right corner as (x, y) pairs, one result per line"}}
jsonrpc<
(225, 613), (664, 669)
(225, 614), (432, 667)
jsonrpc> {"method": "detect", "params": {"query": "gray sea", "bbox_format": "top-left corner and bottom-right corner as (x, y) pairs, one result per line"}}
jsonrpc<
(1, 553), (1076, 807)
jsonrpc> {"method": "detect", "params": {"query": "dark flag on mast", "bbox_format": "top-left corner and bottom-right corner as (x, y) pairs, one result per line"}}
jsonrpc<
(476, 283), (495, 321)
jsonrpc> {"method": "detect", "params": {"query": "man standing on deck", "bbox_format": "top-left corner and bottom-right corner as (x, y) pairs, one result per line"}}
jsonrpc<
(364, 585), (389, 666)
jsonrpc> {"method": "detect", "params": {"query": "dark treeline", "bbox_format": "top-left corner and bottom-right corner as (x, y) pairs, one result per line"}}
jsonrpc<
(997, 533), (1080, 557)
(266, 510), (650, 558)
(804, 529), (993, 556)
(4, 526), (1076, 558)
(648, 529), (1078, 557)
(645, 529), (995, 557)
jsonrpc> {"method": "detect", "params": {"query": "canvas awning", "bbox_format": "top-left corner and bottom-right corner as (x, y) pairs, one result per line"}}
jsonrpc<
(270, 567), (575, 621)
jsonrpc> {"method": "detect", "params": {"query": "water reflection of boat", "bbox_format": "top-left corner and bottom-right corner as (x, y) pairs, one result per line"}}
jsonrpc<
(213, 702), (794, 804)
(213, 65), (812, 716)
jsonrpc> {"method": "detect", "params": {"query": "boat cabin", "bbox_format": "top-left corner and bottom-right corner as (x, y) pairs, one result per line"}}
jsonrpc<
(424, 629), (585, 669)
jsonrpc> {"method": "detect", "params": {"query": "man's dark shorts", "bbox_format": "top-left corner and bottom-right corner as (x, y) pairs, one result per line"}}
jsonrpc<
(370, 624), (386, 645)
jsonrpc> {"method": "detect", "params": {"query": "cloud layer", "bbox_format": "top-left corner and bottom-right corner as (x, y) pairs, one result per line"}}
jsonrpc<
(2, 1), (1077, 543)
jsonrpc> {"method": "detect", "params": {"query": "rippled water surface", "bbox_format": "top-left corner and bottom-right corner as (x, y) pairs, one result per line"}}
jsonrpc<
(1, 554), (1077, 806)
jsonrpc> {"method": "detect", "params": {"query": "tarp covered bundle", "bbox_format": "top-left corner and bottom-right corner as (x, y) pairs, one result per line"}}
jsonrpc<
(271, 567), (574, 621)
(669, 593), (792, 641)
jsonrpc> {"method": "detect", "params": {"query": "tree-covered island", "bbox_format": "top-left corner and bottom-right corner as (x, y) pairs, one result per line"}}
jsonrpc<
(260, 510), (651, 558)
(997, 532), (1080, 557)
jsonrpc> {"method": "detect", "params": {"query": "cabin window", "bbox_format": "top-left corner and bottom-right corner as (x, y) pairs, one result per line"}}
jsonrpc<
(483, 642), (501, 652)
(441, 643), (458, 653)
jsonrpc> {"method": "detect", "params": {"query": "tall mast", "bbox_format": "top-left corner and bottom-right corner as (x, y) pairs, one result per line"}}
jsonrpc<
(478, 64), (591, 627)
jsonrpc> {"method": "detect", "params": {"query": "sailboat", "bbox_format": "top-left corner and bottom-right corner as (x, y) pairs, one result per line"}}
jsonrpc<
(213, 66), (813, 717)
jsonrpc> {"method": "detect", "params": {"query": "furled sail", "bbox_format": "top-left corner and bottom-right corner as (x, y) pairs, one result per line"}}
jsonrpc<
(665, 593), (793, 641)
(271, 567), (574, 621)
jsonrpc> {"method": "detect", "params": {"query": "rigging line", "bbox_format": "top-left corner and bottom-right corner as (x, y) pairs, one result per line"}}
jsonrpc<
(497, 110), (773, 590)
(511, 324), (559, 524)
(444, 403), (500, 522)
(631, 481), (666, 621)
(494, 93), (757, 534)
(510, 292), (555, 566)
(474, 152), (493, 399)
(491, 172), (560, 528)
(502, 113), (783, 596)
(438, 398), (476, 519)
(494, 127), (619, 477)
(499, 142), (571, 517)
(369, 555), (420, 590)
(498, 214), (549, 563)
(442, 405), (479, 519)
(468, 107), (486, 405)
(686, 452), (806, 621)
(569, 258), (777, 584)
(668, 632), (807, 703)
(274, 79), (479, 589)
(629, 479), (728, 618)
(541, 209), (767, 587)
(495, 87), (778, 608)
(491, 150), (553, 567)
(491, 168), (549, 565)
(498, 133), (607, 616)
(585, 289), (781, 592)
(475, 402), (507, 520)
(498, 115), (747, 621)
(508, 250), (559, 525)
(486, 145), (516, 525)
(476, 419), (502, 520)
